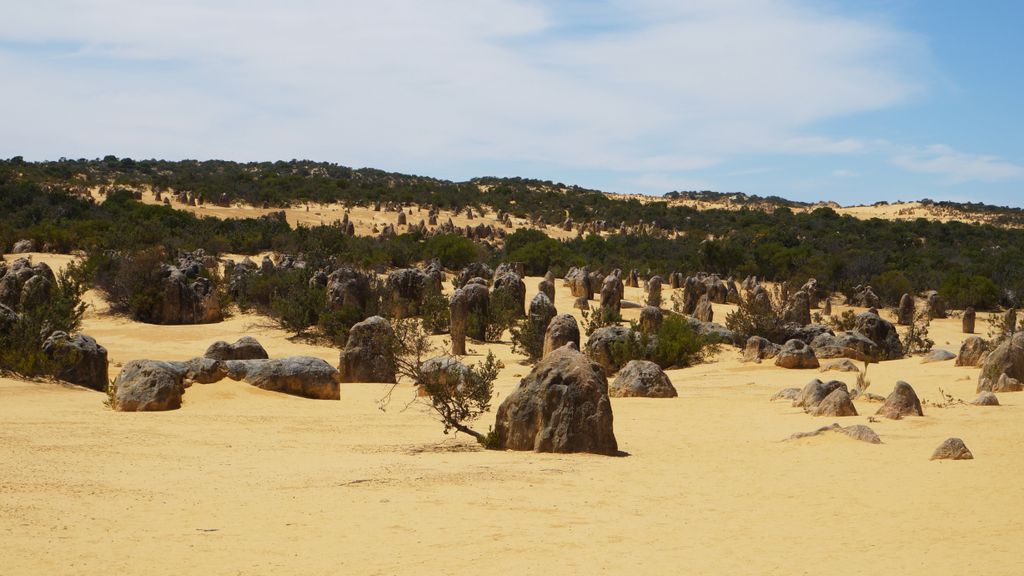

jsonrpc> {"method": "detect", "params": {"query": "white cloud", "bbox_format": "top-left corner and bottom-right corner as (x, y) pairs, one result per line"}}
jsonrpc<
(0, 0), (927, 188)
(832, 169), (859, 178)
(890, 144), (1024, 183)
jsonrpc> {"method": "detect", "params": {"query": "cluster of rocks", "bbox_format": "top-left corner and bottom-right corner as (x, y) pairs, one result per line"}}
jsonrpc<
(0, 257), (110, 391)
(109, 337), (342, 411)
(742, 308), (902, 367)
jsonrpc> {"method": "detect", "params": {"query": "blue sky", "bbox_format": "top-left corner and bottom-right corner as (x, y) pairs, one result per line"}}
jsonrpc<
(1, 0), (1022, 206)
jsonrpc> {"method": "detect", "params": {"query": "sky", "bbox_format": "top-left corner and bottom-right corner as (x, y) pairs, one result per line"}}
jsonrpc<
(1, 0), (1022, 206)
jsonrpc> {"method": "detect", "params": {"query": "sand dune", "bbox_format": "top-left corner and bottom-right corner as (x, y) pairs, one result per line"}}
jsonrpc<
(2, 254), (1022, 575)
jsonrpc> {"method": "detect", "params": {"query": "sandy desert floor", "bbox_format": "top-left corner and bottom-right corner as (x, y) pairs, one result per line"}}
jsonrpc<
(3, 253), (1023, 575)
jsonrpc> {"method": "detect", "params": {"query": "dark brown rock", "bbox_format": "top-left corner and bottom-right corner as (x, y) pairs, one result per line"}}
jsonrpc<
(930, 438), (973, 460)
(775, 339), (820, 369)
(609, 360), (677, 398)
(338, 316), (397, 383)
(876, 381), (924, 419)
(492, 343), (618, 455)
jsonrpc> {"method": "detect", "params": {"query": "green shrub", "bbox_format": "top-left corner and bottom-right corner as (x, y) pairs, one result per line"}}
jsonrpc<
(941, 272), (1001, 310)
(613, 315), (717, 369)
(423, 235), (481, 269)
(509, 317), (546, 363)
(871, 270), (914, 306)
(580, 304), (622, 336)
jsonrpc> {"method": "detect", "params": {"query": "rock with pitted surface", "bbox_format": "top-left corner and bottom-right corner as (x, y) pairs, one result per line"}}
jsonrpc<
(585, 325), (632, 376)
(225, 357), (340, 399)
(978, 331), (1024, 391)
(980, 373), (1024, 393)
(775, 339), (820, 369)
(492, 271), (526, 318)
(385, 268), (428, 318)
(543, 314), (580, 359)
(111, 360), (187, 411)
(600, 274), (624, 316)
(781, 291), (812, 326)
(492, 343), (618, 455)
(930, 438), (973, 460)
(876, 381), (924, 419)
(956, 336), (987, 367)
(742, 336), (780, 363)
(462, 282), (490, 341)
(800, 278), (821, 309)
(609, 360), (677, 398)
(0, 257), (55, 310)
(204, 336), (268, 361)
(639, 306), (663, 335)
(811, 387), (857, 417)
(42, 331), (108, 391)
(853, 311), (902, 360)
(455, 262), (493, 288)
(338, 316), (397, 383)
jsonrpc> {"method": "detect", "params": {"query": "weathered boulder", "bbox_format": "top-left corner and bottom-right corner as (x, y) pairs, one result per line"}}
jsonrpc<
(811, 387), (858, 417)
(742, 336), (781, 363)
(492, 343), (618, 455)
(646, 276), (663, 307)
(978, 331), (1024, 390)
(876, 381), (924, 419)
(979, 373), (1023, 393)
(922, 349), (956, 363)
(0, 258), (55, 310)
(449, 288), (469, 355)
(42, 331), (108, 391)
(793, 379), (848, 409)
(417, 356), (470, 397)
(694, 295), (713, 323)
(822, 298), (832, 316)
(609, 360), (677, 398)
(492, 271), (526, 318)
(111, 360), (187, 411)
(930, 438), (973, 460)
(855, 311), (902, 360)
(338, 316), (397, 383)
(543, 313), (580, 359)
(204, 336), (268, 361)
(963, 307), (976, 334)
(801, 278), (821, 309)
(846, 285), (880, 308)
(782, 291), (812, 326)
(639, 306), (663, 335)
(971, 391), (999, 406)
(810, 331), (879, 361)
(925, 291), (947, 319)
(152, 265), (222, 325)
(225, 357), (340, 399)
(462, 282), (490, 341)
(568, 267), (593, 300)
(897, 293), (915, 326)
(600, 274), (624, 316)
(770, 387), (801, 401)
(788, 423), (881, 444)
(385, 268), (428, 318)
(455, 262), (493, 288)
(956, 337), (988, 367)
(821, 359), (860, 373)
(10, 239), (34, 253)
(585, 325), (632, 376)
(538, 279), (555, 303)
(775, 339), (820, 369)
(325, 267), (373, 312)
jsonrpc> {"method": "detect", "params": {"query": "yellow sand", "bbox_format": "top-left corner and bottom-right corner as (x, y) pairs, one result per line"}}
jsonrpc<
(3, 254), (1023, 575)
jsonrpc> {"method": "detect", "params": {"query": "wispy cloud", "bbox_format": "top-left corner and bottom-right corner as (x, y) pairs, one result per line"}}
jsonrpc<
(890, 144), (1024, 183)
(0, 0), (927, 191)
